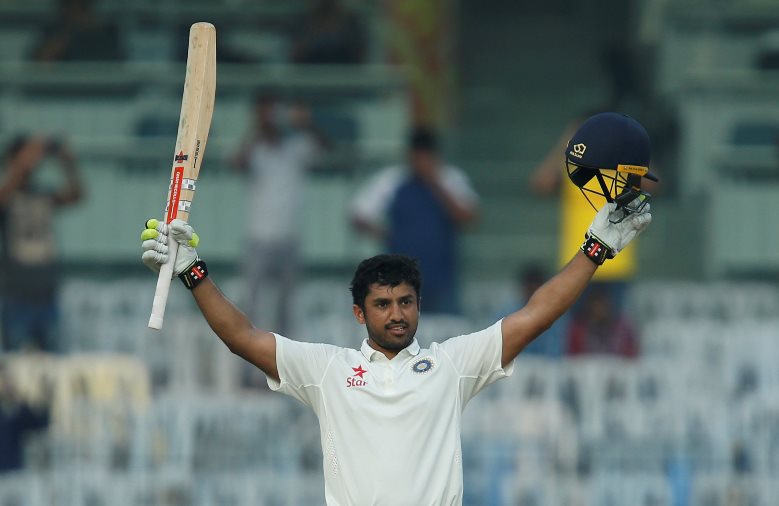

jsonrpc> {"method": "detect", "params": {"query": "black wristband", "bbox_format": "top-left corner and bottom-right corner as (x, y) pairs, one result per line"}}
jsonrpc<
(178, 259), (209, 289)
(581, 235), (611, 265)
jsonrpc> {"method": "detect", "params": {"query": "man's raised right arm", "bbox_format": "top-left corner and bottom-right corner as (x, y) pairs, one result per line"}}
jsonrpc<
(191, 279), (278, 381)
(141, 219), (279, 381)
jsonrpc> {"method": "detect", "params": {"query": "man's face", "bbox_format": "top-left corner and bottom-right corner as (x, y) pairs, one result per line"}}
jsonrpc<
(353, 282), (420, 355)
(409, 149), (438, 176)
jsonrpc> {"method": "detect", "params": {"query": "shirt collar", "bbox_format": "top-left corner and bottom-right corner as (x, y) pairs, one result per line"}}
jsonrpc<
(360, 338), (420, 362)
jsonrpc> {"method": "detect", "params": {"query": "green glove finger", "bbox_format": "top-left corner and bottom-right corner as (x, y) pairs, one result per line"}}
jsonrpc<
(145, 218), (160, 230)
(188, 232), (200, 248)
(141, 229), (158, 241)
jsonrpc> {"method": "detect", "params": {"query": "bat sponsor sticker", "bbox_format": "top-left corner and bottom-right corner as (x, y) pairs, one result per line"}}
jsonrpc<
(166, 166), (185, 223)
(193, 139), (201, 170)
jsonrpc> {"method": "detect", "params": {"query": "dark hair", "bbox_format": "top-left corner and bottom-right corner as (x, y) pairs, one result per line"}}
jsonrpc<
(350, 254), (422, 308)
(408, 126), (438, 153)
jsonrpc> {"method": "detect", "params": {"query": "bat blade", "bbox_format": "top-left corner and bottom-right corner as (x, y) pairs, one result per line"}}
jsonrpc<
(148, 22), (216, 330)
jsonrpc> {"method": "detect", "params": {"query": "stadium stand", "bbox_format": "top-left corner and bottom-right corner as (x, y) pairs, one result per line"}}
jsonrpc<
(4, 277), (779, 504)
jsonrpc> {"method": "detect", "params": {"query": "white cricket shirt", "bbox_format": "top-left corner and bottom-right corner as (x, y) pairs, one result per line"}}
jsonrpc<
(267, 320), (514, 505)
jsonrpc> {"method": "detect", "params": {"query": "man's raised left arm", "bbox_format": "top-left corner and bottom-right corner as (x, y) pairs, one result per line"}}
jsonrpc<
(500, 202), (652, 367)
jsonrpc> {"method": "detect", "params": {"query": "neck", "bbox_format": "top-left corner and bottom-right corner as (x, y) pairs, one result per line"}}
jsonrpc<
(367, 339), (403, 360)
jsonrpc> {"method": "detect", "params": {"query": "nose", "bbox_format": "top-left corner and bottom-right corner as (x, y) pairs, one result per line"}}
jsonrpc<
(389, 302), (403, 321)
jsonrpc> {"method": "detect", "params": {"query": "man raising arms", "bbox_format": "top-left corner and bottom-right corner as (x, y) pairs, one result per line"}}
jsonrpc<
(140, 113), (654, 505)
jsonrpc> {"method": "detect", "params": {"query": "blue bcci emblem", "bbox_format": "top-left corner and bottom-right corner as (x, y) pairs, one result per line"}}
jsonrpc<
(411, 358), (434, 374)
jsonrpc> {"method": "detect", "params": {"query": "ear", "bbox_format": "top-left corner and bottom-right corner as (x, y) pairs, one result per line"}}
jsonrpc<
(352, 304), (366, 324)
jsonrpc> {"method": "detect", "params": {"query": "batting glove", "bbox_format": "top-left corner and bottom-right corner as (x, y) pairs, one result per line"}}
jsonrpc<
(141, 218), (200, 276)
(582, 201), (652, 265)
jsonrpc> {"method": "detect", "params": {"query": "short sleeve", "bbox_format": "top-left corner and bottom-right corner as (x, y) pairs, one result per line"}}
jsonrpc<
(349, 167), (404, 226)
(267, 334), (341, 411)
(442, 166), (479, 209)
(438, 320), (514, 406)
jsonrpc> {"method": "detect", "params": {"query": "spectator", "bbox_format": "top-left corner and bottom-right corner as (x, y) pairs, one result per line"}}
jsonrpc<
(0, 136), (83, 352)
(566, 287), (639, 358)
(231, 93), (328, 339)
(291, 0), (366, 64)
(494, 265), (567, 358)
(0, 361), (50, 473)
(350, 127), (478, 315)
(31, 0), (125, 62)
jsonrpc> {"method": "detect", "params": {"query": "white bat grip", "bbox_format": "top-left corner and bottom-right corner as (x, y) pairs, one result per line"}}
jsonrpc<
(148, 239), (180, 329)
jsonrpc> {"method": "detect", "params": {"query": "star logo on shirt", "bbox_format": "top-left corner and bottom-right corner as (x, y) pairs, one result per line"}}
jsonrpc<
(347, 365), (368, 388)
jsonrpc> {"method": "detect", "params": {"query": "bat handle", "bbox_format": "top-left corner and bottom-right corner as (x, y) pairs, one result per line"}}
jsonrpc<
(148, 239), (180, 329)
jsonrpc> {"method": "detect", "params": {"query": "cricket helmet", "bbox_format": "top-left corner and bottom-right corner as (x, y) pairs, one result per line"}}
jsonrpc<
(565, 112), (659, 221)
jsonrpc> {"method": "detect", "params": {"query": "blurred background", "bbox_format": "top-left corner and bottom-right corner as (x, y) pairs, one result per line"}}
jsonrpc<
(1, 0), (779, 504)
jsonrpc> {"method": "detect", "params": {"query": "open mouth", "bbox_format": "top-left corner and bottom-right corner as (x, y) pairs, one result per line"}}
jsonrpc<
(386, 323), (408, 337)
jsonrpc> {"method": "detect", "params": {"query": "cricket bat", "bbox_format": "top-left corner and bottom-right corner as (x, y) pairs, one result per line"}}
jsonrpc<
(148, 22), (216, 330)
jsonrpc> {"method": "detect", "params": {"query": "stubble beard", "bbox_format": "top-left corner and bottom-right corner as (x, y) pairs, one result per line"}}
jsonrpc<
(366, 323), (416, 352)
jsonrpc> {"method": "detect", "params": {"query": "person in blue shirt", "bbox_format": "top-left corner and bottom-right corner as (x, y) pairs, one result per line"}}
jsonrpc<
(350, 127), (479, 314)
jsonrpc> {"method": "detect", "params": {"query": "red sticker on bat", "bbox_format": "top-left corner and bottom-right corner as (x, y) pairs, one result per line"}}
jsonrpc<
(166, 166), (184, 223)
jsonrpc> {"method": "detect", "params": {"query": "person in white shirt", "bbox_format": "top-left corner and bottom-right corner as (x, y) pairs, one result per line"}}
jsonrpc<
(231, 93), (327, 338)
(140, 112), (655, 505)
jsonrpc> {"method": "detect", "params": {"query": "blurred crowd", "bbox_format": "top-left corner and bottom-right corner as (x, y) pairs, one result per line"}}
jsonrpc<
(27, 0), (368, 66)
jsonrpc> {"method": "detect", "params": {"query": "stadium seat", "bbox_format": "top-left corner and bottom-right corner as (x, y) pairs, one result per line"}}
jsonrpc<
(0, 472), (45, 506)
(731, 120), (779, 147)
